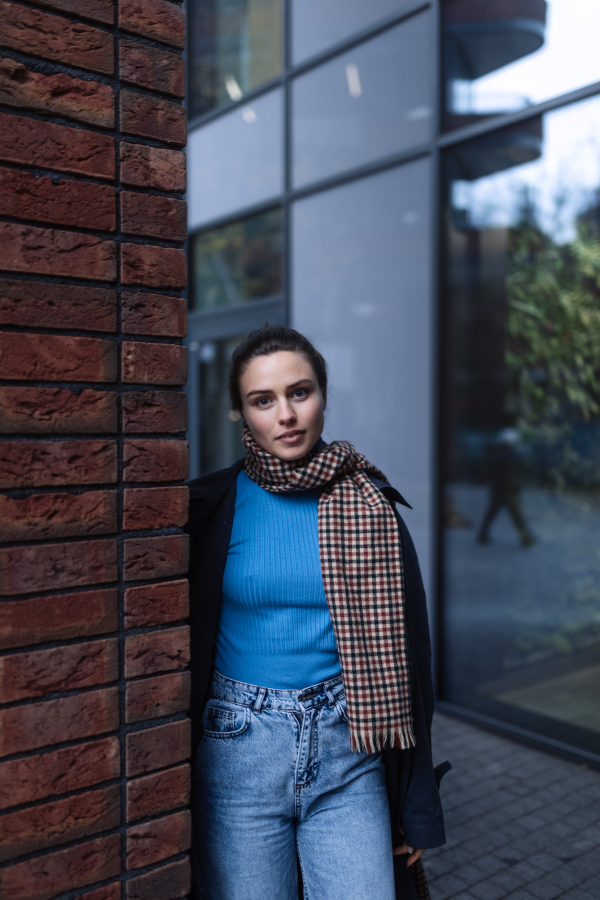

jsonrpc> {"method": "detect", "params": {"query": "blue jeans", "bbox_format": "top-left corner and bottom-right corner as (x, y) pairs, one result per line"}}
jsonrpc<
(193, 670), (396, 900)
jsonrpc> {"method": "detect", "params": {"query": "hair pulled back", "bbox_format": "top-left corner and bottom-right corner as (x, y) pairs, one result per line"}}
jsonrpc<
(228, 324), (328, 413)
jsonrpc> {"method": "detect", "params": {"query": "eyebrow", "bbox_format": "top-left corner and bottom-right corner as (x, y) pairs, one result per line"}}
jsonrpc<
(245, 378), (314, 398)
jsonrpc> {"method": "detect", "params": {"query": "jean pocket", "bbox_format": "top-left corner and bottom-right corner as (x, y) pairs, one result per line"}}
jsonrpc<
(202, 700), (250, 739)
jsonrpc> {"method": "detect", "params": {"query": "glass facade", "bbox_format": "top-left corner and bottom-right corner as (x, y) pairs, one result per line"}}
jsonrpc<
(443, 0), (600, 129)
(191, 209), (283, 312)
(292, 13), (433, 187)
(441, 96), (600, 752)
(188, 0), (282, 119)
(187, 0), (600, 764)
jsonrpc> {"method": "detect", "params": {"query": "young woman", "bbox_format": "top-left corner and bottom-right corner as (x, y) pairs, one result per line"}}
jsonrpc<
(187, 325), (448, 900)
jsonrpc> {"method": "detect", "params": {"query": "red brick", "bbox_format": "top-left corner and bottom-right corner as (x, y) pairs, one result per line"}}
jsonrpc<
(0, 439), (117, 488)
(28, 0), (115, 25)
(0, 834), (121, 900)
(124, 579), (188, 629)
(120, 89), (185, 144)
(125, 670), (190, 723)
(122, 341), (187, 385)
(0, 111), (115, 179)
(119, 0), (185, 49)
(122, 391), (187, 433)
(122, 292), (186, 337)
(120, 142), (185, 192)
(126, 718), (190, 776)
(121, 243), (186, 288)
(0, 279), (117, 331)
(0, 638), (118, 702)
(0, 333), (117, 382)
(0, 167), (116, 231)
(125, 626), (189, 678)
(0, 489), (117, 541)
(0, 686), (119, 756)
(0, 2), (114, 75)
(0, 737), (120, 810)
(124, 534), (189, 581)
(0, 588), (118, 650)
(0, 223), (116, 280)
(126, 763), (190, 822)
(126, 857), (190, 900)
(121, 192), (186, 241)
(120, 39), (184, 97)
(0, 56), (114, 128)
(123, 485), (188, 530)
(80, 885), (121, 900)
(0, 784), (120, 862)
(0, 387), (117, 434)
(126, 809), (191, 870)
(123, 438), (188, 482)
(0, 538), (118, 596)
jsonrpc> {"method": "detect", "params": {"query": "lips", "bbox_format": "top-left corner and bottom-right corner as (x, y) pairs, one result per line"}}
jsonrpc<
(277, 430), (305, 441)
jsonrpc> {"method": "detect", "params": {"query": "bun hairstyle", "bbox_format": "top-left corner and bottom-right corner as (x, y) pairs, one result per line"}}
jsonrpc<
(228, 324), (328, 413)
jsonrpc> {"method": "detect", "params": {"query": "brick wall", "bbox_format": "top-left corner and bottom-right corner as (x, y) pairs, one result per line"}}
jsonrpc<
(0, 1), (191, 898)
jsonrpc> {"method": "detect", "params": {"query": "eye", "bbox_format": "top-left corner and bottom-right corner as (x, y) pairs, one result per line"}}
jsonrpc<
(255, 396), (272, 407)
(293, 388), (308, 399)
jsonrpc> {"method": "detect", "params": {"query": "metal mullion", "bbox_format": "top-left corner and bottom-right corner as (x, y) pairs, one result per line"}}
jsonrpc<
(188, 197), (282, 239)
(286, 143), (433, 204)
(187, 74), (285, 133)
(429, 0), (443, 702)
(283, 0), (292, 326)
(437, 79), (600, 149)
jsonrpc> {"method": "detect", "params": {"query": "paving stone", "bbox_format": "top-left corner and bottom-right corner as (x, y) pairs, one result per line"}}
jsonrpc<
(468, 881), (508, 900)
(430, 713), (600, 900)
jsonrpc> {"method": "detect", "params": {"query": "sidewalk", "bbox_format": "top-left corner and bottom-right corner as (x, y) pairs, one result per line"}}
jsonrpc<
(425, 712), (600, 900)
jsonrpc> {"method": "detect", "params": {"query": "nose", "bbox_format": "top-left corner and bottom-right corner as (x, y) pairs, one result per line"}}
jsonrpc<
(278, 398), (296, 423)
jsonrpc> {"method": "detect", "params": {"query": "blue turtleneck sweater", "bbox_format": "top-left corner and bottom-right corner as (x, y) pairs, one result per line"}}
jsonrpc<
(213, 470), (341, 689)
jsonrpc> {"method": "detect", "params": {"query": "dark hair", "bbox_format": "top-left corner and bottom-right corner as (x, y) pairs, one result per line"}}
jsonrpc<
(228, 324), (328, 412)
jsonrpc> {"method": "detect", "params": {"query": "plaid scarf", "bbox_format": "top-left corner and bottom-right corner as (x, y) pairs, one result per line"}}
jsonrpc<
(243, 426), (415, 754)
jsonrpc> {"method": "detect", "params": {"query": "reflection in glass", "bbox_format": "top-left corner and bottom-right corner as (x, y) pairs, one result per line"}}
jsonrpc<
(188, 89), (283, 230)
(200, 336), (245, 474)
(442, 96), (600, 754)
(188, 0), (282, 119)
(191, 209), (283, 312)
(292, 13), (432, 188)
(292, 160), (433, 592)
(291, 0), (408, 64)
(443, 0), (600, 130)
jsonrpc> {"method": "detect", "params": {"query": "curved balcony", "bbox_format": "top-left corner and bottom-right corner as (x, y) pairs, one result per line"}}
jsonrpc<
(445, 0), (547, 81)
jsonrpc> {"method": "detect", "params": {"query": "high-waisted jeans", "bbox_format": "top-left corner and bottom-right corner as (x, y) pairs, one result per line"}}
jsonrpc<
(193, 670), (396, 900)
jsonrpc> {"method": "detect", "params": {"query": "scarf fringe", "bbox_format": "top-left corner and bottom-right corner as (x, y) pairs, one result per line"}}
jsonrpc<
(350, 722), (416, 754)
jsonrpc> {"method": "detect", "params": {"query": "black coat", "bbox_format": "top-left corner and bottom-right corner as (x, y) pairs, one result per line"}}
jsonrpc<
(186, 459), (448, 900)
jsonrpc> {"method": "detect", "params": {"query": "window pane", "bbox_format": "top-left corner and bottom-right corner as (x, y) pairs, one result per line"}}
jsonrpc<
(292, 14), (432, 189)
(191, 209), (283, 312)
(292, 160), (433, 596)
(188, 90), (283, 230)
(444, 0), (600, 130)
(188, 0), (282, 119)
(442, 96), (600, 755)
(199, 336), (245, 474)
(291, 0), (411, 64)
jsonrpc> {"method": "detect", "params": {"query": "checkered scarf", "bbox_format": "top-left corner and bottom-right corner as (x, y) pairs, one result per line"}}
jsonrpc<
(243, 426), (415, 754)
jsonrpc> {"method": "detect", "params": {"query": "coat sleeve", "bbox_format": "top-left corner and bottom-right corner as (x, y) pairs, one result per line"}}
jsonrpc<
(395, 512), (447, 850)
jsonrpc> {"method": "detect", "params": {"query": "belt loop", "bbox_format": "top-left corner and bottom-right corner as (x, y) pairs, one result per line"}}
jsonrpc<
(324, 687), (336, 709)
(254, 687), (267, 714)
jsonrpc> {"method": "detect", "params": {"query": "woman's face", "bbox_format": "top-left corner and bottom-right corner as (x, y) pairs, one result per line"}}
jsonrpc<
(240, 351), (325, 461)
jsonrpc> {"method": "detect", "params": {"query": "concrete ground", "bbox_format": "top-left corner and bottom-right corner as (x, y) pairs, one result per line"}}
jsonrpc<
(424, 712), (600, 900)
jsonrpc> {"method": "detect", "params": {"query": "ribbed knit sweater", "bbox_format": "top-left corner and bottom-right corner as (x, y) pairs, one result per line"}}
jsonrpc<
(213, 470), (341, 689)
